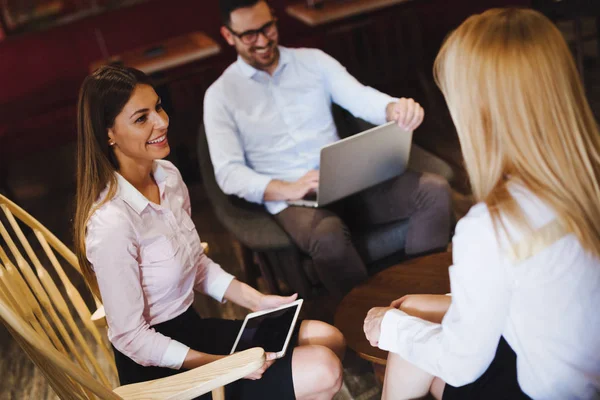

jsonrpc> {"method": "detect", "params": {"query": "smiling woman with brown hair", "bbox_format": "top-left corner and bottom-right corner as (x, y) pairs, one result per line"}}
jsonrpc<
(364, 8), (600, 400)
(73, 65), (346, 400)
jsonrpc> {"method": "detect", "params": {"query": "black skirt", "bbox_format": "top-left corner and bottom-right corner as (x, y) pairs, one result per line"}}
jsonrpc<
(112, 307), (297, 400)
(443, 336), (532, 400)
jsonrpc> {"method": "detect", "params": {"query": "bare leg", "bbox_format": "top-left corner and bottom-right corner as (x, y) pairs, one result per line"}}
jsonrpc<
(399, 294), (451, 324)
(297, 320), (346, 360)
(382, 295), (451, 399)
(292, 345), (343, 400)
(287, 320), (346, 399)
(430, 377), (446, 400)
(383, 352), (434, 400)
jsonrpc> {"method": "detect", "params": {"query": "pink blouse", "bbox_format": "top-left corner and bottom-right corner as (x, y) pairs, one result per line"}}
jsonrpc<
(86, 160), (235, 369)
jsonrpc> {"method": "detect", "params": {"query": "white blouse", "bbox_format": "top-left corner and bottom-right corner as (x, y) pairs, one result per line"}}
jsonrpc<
(378, 185), (600, 399)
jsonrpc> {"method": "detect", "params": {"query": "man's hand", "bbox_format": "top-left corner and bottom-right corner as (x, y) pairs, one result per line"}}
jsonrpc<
(386, 98), (424, 131)
(253, 293), (298, 312)
(264, 170), (319, 202)
(286, 170), (319, 201)
(363, 306), (394, 347)
(244, 352), (277, 380)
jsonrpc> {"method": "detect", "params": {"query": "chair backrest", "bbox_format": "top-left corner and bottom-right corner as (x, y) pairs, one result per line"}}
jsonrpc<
(533, 0), (600, 17)
(197, 122), (294, 251)
(0, 194), (119, 399)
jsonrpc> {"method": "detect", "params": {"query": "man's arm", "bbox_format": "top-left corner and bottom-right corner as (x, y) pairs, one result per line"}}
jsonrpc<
(316, 50), (423, 130)
(204, 86), (272, 204)
(204, 87), (319, 203)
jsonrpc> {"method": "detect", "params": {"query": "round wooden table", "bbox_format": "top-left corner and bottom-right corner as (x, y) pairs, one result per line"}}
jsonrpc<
(334, 252), (452, 373)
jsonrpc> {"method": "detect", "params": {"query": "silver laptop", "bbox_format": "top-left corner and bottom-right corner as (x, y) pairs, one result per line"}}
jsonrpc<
(287, 122), (413, 208)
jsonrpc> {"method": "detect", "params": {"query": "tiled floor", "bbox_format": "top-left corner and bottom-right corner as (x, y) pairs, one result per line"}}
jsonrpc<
(1, 36), (599, 400)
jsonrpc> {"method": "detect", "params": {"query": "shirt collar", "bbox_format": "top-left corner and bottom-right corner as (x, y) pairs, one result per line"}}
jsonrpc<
(236, 46), (291, 79)
(115, 161), (170, 215)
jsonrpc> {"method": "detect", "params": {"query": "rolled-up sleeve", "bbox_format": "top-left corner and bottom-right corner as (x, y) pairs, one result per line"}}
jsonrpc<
(204, 85), (273, 204)
(378, 207), (512, 387)
(194, 252), (235, 303)
(86, 208), (190, 369)
(315, 49), (396, 126)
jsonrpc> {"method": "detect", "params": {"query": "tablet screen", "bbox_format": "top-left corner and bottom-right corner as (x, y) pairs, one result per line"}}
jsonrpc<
(234, 304), (299, 353)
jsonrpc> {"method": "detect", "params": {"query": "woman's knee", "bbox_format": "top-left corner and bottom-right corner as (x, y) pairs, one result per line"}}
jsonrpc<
(383, 352), (434, 400)
(298, 320), (346, 359)
(293, 345), (343, 398)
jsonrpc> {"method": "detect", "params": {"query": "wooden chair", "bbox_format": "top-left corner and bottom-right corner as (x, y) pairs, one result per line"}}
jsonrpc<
(0, 194), (264, 399)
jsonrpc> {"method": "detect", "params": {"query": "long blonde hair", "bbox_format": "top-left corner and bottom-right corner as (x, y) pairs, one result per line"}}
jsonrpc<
(74, 66), (154, 300)
(434, 8), (600, 256)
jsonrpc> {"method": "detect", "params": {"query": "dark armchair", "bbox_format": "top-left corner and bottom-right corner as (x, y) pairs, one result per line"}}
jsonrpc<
(197, 106), (453, 299)
(533, 0), (600, 86)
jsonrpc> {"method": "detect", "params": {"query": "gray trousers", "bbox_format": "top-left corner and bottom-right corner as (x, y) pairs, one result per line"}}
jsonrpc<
(274, 170), (452, 297)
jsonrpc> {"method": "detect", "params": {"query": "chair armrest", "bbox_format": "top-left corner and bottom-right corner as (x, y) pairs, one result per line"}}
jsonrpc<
(91, 305), (106, 328)
(201, 242), (209, 254)
(113, 348), (265, 400)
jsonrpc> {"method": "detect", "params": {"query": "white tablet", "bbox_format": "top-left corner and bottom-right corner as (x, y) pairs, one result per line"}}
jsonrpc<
(230, 299), (303, 359)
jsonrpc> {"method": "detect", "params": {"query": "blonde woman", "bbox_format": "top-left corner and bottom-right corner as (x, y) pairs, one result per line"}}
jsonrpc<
(363, 8), (600, 400)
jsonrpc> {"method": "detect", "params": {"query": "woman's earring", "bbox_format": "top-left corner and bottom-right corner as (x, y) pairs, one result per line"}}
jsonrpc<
(108, 140), (115, 147)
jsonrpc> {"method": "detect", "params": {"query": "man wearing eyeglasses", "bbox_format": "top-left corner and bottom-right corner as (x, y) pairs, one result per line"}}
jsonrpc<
(204, 0), (452, 298)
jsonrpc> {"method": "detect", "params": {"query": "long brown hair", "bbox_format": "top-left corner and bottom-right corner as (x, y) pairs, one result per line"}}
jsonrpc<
(434, 8), (600, 256)
(74, 65), (153, 300)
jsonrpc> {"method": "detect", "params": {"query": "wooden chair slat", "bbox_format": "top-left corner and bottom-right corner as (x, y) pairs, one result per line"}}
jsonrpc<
(39, 273), (112, 387)
(0, 196), (81, 273)
(0, 296), (122, 399)
(12, 329), (93, 400)
(0, 216), (100, 381)
(0, 264), (96, 399)
(0, 250), (64, 351)
(35, 231), (117, 375)
(20, 232), (113, 385)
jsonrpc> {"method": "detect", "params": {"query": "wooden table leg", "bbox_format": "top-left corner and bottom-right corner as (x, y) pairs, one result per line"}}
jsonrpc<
(372, 363), (386, 385)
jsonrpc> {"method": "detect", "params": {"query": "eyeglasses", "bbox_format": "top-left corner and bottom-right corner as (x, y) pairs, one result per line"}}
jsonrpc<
(227, 18), (278, 45)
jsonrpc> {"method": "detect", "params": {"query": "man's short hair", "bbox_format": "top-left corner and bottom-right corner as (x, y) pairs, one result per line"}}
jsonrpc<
(219, 0), (267, 25)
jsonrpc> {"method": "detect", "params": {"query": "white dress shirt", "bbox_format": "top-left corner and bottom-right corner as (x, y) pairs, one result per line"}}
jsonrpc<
(379, 184), (600, 399)
(204, 46), (396, 214)
(86, 160), (235, 369)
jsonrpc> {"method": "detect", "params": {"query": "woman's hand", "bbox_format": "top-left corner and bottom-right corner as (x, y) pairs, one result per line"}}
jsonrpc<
(224, 279), (299, 312)
(253, 293), (298, 312)
(364, 307), (394, 347)
(244, 352), (277, 380)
